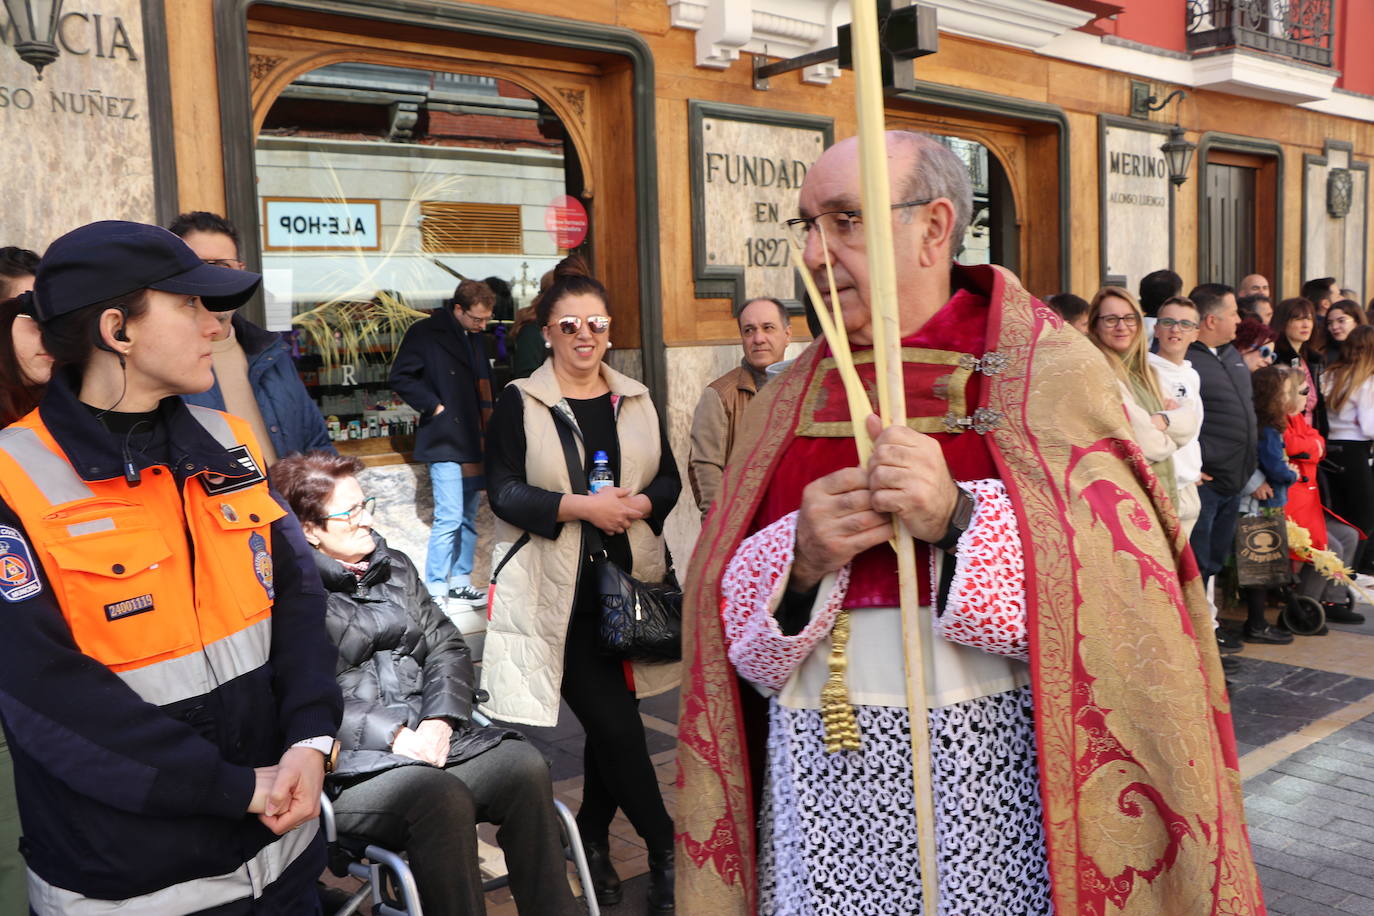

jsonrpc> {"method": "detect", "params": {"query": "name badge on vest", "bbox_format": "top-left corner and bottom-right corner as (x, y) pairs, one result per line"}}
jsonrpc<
(0, 525), (41, 603)
(250, 531), (275, 599)
(200, 445), (266, 496)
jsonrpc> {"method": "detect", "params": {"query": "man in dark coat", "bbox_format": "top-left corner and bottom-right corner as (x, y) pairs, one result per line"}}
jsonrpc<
(389, 279), (495, 608)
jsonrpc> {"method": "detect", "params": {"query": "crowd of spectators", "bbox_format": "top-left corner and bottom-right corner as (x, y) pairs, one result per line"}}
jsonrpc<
(1047, 269), (1372, 665)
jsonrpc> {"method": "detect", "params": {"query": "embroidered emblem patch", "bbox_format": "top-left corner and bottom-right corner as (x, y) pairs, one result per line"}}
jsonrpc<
(250, 531), (274, 599)
(105, 593), (155, 621)
(0, 525), (41, 603)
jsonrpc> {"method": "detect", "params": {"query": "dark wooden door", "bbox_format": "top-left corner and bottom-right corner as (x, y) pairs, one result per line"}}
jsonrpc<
(1205, 162), (1256, 286)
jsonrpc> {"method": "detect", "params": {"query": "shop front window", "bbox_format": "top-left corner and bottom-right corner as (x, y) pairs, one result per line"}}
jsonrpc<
(253, 62), (582, 456)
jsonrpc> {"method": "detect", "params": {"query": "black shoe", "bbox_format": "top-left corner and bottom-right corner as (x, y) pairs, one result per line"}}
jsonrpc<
(1324, 602), (1367, 625)
(582, 840), (622, 906)
(1220, 655), (1241, 675)
(1243, 624), (1294, 645)
(1216, 629), (1243, 654)
(648, 848), (675, 912)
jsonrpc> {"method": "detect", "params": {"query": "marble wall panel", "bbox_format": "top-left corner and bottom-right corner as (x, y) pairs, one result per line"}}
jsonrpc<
(1, 1), (157, 248)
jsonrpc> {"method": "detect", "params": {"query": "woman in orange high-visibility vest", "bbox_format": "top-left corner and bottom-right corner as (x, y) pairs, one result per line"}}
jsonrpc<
(0, 221), (343, 915)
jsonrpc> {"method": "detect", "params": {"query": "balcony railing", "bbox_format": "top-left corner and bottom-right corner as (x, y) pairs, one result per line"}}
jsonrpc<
(1186, 0), (1333, 68)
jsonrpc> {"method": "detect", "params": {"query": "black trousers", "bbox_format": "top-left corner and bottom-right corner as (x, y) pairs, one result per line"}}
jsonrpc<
(1326, 440), (1374, 570)
(560, 608), (675, 852)
(330, 740), (578, 916)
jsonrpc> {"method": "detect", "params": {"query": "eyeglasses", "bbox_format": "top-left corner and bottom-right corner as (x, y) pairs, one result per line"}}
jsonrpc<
(323, 496), (376, 524)
(551, 315), (611, 335)
(783, 199), (934, 248)
(1155, 317), (1199, 331)
(202, 257), (245, 270)
(1094, 313), (1141, 329)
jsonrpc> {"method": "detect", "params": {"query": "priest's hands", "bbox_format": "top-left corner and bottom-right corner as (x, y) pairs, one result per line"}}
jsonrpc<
(864, 414), (960, 544)
(790, 415), (959, 592)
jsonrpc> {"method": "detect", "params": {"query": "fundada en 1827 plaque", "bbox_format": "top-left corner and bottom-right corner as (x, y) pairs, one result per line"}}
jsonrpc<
(689, 101), (832, 313)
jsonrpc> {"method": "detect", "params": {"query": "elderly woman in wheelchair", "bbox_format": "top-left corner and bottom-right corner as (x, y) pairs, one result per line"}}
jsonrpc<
(273, 452), (581, 915)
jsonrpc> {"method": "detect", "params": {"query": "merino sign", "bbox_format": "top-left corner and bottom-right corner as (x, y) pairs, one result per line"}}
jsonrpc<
(1100, 119), (1173, 291)
(262, 198), (382, 251)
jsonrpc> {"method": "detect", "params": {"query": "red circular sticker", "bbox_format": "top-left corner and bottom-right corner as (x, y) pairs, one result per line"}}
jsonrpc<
(545, 195), (589, 249)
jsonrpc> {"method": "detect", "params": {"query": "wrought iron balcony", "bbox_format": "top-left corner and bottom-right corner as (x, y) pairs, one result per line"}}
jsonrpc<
(1186, 0), (1333, 68)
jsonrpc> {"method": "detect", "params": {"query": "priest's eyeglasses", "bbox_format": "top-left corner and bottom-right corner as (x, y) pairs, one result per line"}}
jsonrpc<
(784, 199), (934, 248)
(324, 497), (376, 524)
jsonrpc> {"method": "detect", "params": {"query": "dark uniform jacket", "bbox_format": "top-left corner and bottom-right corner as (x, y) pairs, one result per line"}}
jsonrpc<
(388, 307), (490, 464)
(317, 534), (517, 786)
(0, 373), (342, 912)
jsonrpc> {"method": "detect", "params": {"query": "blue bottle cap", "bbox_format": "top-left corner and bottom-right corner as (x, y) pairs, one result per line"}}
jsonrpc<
(594, 450), (609, 462)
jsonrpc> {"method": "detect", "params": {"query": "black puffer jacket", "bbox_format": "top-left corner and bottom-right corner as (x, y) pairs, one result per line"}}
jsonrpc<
(315, 534), (518, 786)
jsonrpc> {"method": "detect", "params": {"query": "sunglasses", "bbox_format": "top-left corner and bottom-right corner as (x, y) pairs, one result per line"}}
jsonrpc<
(1257, 345), (1275, 361)
(551, 315), (611, 335)
(1155, 317), (1199, 331)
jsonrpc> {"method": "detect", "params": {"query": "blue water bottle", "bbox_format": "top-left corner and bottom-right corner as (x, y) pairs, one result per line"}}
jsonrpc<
(589, 450), (614, 493)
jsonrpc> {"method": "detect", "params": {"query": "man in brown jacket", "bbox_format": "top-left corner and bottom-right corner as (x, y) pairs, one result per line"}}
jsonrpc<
(688, 296), (792, 515)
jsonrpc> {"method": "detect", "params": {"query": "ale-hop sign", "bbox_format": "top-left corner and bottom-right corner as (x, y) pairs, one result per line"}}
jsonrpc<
(262, 198), (382, 251)
(689, 100), (832, 311)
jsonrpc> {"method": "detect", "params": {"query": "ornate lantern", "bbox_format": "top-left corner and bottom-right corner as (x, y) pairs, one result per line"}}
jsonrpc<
(3, 0), (64, 79)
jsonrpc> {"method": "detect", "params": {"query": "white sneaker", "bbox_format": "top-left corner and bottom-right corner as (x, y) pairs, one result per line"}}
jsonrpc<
(447, 585), (488, 608)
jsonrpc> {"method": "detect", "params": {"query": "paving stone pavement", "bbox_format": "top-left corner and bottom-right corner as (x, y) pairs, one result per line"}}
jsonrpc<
(332, 603), (1374, 914)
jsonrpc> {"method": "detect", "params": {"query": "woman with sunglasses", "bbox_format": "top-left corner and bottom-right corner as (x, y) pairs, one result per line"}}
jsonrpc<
(1321, 324), (1374, 577)
(484, 272), (681, 912)
(270, 452), (580, 915)
(1270, 296), (1326, 430)
(1088, 286), (1183, 508)
(1233, 318), (1279, 372)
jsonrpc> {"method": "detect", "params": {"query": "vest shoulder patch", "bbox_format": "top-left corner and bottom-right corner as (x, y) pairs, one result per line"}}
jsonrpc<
(0, 525), (41, 603)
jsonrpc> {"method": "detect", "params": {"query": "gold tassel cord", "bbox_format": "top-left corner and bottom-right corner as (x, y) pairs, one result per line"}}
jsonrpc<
(820, 610), (862, 752)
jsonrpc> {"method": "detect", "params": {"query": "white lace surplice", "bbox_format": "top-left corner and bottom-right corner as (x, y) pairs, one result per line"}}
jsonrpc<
(722, 480), (1053, 915)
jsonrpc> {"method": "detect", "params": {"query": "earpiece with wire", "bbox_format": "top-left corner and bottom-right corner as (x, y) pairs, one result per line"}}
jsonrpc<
(92, 305), (132, 427)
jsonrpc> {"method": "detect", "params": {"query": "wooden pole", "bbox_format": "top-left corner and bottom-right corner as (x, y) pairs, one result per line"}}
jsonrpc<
(849, 1), (940, 912)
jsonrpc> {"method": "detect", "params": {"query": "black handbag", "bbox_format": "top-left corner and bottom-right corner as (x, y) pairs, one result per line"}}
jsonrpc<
(586, 528), (683, 662)
(549, 409), (683, 662)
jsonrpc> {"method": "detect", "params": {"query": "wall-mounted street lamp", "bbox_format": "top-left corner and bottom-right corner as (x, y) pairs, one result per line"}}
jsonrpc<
(1161, 125), (1197, 187)
(3, 0), (64, 79)
(1130, 83), (1196, 187)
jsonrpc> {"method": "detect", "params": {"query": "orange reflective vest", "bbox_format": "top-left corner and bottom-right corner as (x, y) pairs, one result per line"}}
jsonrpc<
(0, 407), (284, 707)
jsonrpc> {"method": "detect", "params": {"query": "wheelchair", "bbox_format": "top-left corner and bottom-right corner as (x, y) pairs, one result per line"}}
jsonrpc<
(319, 706), (601, 916)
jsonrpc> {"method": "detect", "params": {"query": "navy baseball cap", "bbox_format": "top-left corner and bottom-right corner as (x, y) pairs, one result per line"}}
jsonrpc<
(33, 220), (261, 323)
